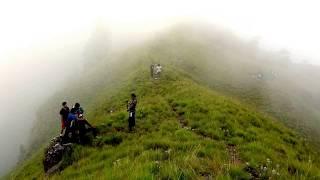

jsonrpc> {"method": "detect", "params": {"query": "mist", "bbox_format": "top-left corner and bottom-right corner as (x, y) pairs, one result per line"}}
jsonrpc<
(1, 0), (320, 176)
(0, 43), (87, 174)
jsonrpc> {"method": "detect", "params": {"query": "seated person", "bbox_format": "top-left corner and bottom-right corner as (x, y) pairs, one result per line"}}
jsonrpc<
(61, 108), (78, 143)
(67, 108), (78, 128)
(77, 114), (97, 144)
(77, 114), (96, 136)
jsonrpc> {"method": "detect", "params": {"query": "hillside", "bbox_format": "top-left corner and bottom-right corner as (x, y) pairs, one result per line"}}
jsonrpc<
(148, 25), (320, 142)
(24, 24), (320, 153)
(7, 24), (320, 179)
(9, 65), (320, 179)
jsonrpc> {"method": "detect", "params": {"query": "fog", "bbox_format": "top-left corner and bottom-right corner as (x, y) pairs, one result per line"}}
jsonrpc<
(1, 0), (320, 175)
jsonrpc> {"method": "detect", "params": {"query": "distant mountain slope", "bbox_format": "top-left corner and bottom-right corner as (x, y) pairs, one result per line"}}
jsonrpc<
(146, 25), (320, 143)
(9, 65), (320, 179)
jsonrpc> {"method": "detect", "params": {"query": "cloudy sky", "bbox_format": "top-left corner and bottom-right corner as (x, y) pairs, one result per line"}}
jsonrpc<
(0, 0), (319, 65)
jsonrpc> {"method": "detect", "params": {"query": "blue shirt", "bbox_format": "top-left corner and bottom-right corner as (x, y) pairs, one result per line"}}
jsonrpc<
(67, 113), (77, 121)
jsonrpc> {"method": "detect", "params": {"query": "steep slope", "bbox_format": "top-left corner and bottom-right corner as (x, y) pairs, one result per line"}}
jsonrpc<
(9, 66), (320, 179)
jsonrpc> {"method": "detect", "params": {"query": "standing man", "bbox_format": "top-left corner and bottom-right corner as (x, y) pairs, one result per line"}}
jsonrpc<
(127, 93), (137, 131)
(59, 101), (70, 135)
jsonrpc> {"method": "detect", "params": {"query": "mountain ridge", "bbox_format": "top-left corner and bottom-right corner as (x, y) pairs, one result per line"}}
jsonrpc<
(7, 24), (320, 179)
(8, 65), (320, 179)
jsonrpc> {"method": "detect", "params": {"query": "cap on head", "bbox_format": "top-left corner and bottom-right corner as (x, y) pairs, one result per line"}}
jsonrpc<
(131, 93), (136, 98)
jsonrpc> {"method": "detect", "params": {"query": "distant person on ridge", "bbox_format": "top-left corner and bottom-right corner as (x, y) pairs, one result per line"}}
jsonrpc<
(59, 101), (70, 135)
(150, 64), (154, 78)
(127, 93), (137, 131)
(154, 64), (162, 79)
(156, 64), (162, 74)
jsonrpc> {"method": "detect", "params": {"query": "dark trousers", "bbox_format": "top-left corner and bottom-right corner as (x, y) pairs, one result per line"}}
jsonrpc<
(128, 111), (136, 131)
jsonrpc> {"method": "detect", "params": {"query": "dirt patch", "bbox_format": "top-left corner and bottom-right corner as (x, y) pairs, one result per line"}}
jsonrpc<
(227, 144), (241, 165)
(114, 127), (125, 132)
(171, 105), (188, 128)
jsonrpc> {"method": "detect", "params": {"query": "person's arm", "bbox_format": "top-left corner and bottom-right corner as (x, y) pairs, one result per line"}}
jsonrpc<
(84, 120), (93, 128)
(59, 109), (64, 121)
(80, 107), (84, 114)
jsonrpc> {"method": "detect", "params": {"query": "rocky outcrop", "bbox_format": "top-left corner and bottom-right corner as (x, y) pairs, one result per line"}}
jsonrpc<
(43, 136), (73, 175)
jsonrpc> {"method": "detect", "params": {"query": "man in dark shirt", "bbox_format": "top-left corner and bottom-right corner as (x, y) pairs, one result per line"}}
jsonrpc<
(127, 93), (137, 131)
(59, 101), (70, 134)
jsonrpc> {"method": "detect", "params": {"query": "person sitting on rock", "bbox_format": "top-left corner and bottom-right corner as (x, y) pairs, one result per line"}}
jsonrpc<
(61, 108), (79, 143)
(67, 108), (78, 127)
(77, 114), (97, 143)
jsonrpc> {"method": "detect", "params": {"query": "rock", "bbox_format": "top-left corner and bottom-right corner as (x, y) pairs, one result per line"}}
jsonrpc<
(43, 136), (73, 175)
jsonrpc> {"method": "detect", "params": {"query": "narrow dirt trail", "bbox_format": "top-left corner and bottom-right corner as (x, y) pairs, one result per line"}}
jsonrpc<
(170, 103), (242, 166)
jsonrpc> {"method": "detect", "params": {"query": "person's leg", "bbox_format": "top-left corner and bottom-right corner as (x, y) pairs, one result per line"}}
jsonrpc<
(60, 119), (65, 134)
(61, 127), (70, 143)
(128, 112), (133, 131)
(60, 127), (66, 137)
(132, 112), (136, 128)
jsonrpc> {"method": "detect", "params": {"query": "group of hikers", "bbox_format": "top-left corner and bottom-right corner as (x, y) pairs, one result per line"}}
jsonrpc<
(58, 93), (138, 143)
(59, 102), (96, 144)
(44, 65), (155, 173)
(57, 63), (163, 143)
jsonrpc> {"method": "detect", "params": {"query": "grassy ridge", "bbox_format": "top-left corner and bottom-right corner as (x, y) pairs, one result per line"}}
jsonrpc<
(143, 25), (320, 143)
(9, 66), (320, 179)
(26, 24), (320, 156)
(8, 24), (320, 179)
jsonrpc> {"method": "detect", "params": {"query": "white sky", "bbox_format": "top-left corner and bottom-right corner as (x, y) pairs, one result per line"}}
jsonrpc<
(0, 0), (320, 64)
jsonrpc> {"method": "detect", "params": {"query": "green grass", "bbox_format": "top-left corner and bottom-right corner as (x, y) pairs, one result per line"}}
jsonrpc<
(8, 66), (320, 179)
